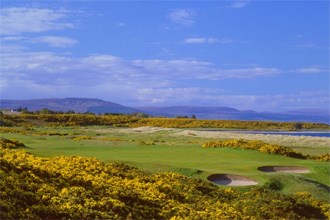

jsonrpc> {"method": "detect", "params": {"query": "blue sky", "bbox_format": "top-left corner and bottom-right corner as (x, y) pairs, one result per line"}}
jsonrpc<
(0, 0), (329, 111)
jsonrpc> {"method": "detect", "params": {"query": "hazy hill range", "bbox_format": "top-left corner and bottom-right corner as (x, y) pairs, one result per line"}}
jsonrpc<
(137, 106), (330, 124)
(0, 98), (329, 123)
(0, 98), (139, 114)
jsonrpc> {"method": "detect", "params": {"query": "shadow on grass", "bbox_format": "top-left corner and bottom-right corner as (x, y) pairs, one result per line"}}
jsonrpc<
(301, 178), (330, 193)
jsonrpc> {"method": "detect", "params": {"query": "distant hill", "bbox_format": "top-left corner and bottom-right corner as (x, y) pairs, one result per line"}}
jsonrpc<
(1, 98), (328, 123)
(0, 98), (139, 114)
(137, 106), (330, 124)
(137, 106), (241, 118)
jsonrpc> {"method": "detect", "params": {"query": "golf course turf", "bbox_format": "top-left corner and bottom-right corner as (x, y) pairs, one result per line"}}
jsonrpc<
(1, 116), (329, 219)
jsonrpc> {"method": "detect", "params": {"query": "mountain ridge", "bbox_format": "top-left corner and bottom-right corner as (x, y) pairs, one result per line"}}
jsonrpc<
(0, 98), (139, 114)
(0, 98), (329, 123)
(136, 106), (329, 123)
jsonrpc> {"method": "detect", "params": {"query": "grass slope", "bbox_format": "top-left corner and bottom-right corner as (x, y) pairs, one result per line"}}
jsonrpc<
(2, 146), (329, 219)
(1, 126), (329, 201)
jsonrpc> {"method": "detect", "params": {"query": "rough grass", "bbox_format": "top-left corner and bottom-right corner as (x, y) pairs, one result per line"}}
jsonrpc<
(176, 129), (330, 155)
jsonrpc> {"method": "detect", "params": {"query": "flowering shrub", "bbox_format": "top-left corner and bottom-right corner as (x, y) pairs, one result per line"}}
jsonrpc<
(202, 139), (330, 162)
(0, 138), (26, 149)
(0, 139), (328, 219)
(72, 136), (94, 141)
(129, 118), (329, 130)
(202, 139), (307, 159)
(0, 127), (68, 136)
(0, 127), (30, 135)
(2, 113), (329, 130)
(4, 114), (139, 127)
(72, 136), (123, 142)
(312, 154), (330, 162)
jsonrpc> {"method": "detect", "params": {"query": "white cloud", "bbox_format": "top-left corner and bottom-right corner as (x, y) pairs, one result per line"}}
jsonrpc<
(227, 0), (250, 9)
(1, 35), (78, 48)
(133, 88), (329, 111)
(132, 59), (280, 80)
(0, 50), (281, 97)
(0, 44), (27, 53)
(0, 7), (74, 35)
(168, 9), (195, 26)
(1, 36), (25, 41)
(292, 67), (328, 74)
(183, 37), (219, 44)
(0, 45), (292, 109)
(217, 67), (280, 79)
(35, 36), (78, 47)
(1, 49), (328, 110)
(1, 50), (280, 82)
(183, 37), (234, 44)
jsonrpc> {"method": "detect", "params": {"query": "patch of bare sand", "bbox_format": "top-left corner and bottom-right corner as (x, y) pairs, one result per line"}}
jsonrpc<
(258, 166), (310, 173)
(207, 174), (258, 186)
(89, 126), (178, 134)
(120, 126), (178, 134)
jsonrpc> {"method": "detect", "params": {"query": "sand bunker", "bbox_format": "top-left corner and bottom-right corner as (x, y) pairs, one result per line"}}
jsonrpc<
(258, 166), (309, 173)
(207, 174), (258, 186)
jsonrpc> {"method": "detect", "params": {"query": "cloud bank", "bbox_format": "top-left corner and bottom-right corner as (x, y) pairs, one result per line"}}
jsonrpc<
(35, 36), (78, 47)
(168, 9), (195, 26)
(2, 49), (324, 111)
(0, 7), (74, 35)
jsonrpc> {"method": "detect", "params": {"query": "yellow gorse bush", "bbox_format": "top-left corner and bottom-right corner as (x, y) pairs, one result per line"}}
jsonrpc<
(0, 138), (26, 149)
(0, 127), (69, 137)
(202, 139), (330, 161)
(2, 113), (329, 130)
(2, 114), (139, 127)
(314, 154), (330, 162)
(72, 135), (94, 141)
(129, 118), (330, 130)
(71, 136), (123, 142)
(0, 138), (329, 219)
(202, 139), (306, 158)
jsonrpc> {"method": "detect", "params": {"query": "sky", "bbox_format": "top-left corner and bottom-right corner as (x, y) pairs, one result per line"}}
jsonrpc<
(0, 0), (329, 112)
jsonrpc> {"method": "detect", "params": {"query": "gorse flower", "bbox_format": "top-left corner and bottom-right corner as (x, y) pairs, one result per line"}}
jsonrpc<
(202, 139), (329, 161)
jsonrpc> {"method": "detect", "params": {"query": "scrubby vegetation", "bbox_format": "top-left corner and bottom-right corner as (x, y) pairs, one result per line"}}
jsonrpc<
(0, 127), (70, 137)
(202, 139), (330, 161)
(72, 135), (123, 142)
(0, 138), (26, 149)
(129, 118), (330, 130)
(0, 140), (329, 219)
(1, 113), (139, 127)
(1, 113), (329, 130)
(263, 178), (284, 191)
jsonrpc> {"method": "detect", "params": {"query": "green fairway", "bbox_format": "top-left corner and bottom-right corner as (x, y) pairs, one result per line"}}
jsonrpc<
(1, 125), (329, 201)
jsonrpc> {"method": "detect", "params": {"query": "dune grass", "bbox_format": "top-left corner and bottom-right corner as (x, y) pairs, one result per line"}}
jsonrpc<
(176, 129), (330, 155)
